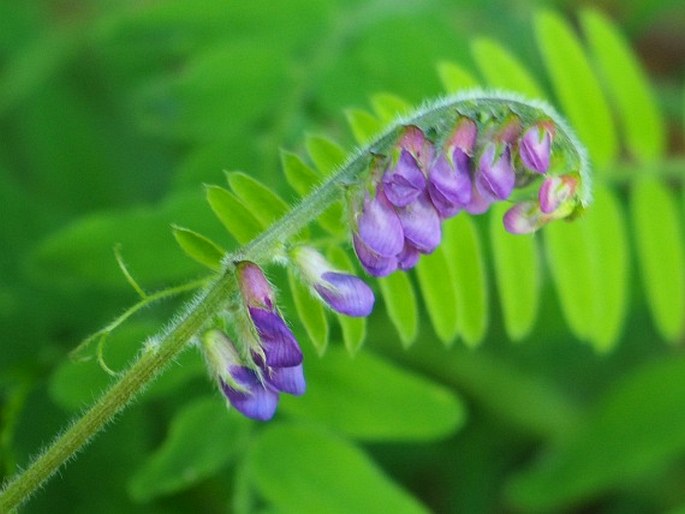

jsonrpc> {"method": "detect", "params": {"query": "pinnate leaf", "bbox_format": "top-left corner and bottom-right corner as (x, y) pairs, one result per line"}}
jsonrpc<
(305, 135), (346, 176)
(371, 93), (411, 123)
(378, 271), (419, 347)
(206, 185), (263, 244)
(287, 269), (329, 355)
(416, 246), (459, 345)
(437, 61), (480, 92)
(345, 108), (383, 144)
(226, 171), (290, 227)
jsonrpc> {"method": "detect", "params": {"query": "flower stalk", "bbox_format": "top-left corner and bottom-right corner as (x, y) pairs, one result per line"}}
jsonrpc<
(0, 90), (590, 512)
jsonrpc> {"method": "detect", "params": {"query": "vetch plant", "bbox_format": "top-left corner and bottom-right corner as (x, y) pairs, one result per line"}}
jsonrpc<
(9, 6), (685, 512)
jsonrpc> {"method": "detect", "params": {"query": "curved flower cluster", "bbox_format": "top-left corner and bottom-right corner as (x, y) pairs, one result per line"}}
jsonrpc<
(351, 117), (579, 276)
(202, 256), (374, 421)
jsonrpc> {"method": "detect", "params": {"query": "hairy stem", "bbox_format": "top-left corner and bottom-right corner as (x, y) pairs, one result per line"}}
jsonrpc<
(0, 91), (587, 511)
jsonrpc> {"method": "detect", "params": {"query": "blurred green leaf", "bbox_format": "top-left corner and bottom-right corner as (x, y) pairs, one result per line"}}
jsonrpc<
(172, 225), (224, 272)
(371, 93), (411, 124)
(345, 108), (383, 144)
(305, 135), (346, 176)
(287, 269), (329, 355)
(29, 192), (223, 289)
(488, 205), (540, 341)
(437, 61), (480, 93)
(581, 9), (665, 162)
(206, 185), (263, 245)
(377, 271), (419, 347)
(630, 178), (685, 342)
(280, 149), (320, 197)
(281, 346), (465, 441)
(471, 38), (544, 99)
(226, 172), (291, 228)
(249, 424), (430, 514)
(326, 247), (366, 355)
(535, 10), (617, 170)
(129, 397), (249, 502)
(416, 246), (459, 345)
(442, 215), (488, 347)
(507, 356), (685, 511)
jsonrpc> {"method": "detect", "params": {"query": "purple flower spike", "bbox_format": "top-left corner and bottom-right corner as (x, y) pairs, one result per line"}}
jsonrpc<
(476, 143), (515, 201)
(503, 201), (545, 234)
(520, 122), (553, 174)
(314, 272), (374, 317)
(383, 150), (426, 207)
(427, 152), (472, 218)
(397, 242), (420, 270)
(356, 189), (405, 257)
(538, 174), (579, 214)
(396, 192), (442, 253)
(353, 234), (398, 277)
(249, 308), (303, 367)
(221, 368), (279, 421)
(267, 363), (306, 396)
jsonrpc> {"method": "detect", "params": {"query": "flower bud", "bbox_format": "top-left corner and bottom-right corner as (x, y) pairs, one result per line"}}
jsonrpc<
(382, 149), (426, 207)
(292, 246), (375, 317)
(502, 201), (546, 234)
(519, 122), (554, 174)
(395, 191), (442, 254)
(538, 173), (579, 214)
(476, 142), (515, 201)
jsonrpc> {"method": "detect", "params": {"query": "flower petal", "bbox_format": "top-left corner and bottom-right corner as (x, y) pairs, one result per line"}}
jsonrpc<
(397, 242), (420, 270)
(267, 363), (306, 396)
(314, 271), (375, 317)
(476, 143), (515, 201)
(353, 234), (398, 277)
(519, 123), (552, 174)
(249, 308), (303, 367)
(383, 150), (426, 207)
(357, 189), (404, 257)
(221, 367), (279, 421)
(503, 201), (546, 234)
(396, 192), (442, 253)
(427, 151), (472, 218)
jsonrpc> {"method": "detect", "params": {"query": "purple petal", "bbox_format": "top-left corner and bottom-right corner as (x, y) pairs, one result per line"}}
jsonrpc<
(249, 308), (303, 367)
(520, 124), (552, 174)
(314, 271), (375, 317)
(503, 202), (545, 234)
(397, 242), (420, 270)
(476, 143), (515, 201)
(383, 150), (426, 207)
(396, 192), (442, 253)
(353, 234), (398, 277)
(465, 183), (492, 214)
(357, 190), (404, 257)
(399, 125), (433, 170)
(427, 151), (472, 218)
(221, 367), (279, 421)
(267, 363), (306, 396)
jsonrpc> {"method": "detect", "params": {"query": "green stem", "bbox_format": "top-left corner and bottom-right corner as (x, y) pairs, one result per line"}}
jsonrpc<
(0, 91), (587, 512)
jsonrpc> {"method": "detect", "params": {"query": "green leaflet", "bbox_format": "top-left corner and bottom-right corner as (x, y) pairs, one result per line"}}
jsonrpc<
(279, 346), (465, 441)
(544, 186), (628, 351)
(128, 397), (250, 502)
(280, 149), (320, 197)
(345, 108), (383, 144)
(280, 149), (345, 235)
(416, 246), (459, 345)
(442, 215), (488, 347)
(630, 178), (685, 342)
(534, 10), (617, 170)
(305, 134), (346, 176)
(249, 424), (430, 514)
(489, 204), (540, 341)
(471, 38), (545, 99)
(378, 272), (419, 347)
(205, 185), (263, 244)
(287, 269), (329, 355)
(581, 9), (665, 162)
(436, 61), (480, 92)
(506, 356), (685, 511)
(225, 171), (290, 228)
(172, 225), (225, 272)
(370, 93), (412, 124)
(326, 246), (366, 355)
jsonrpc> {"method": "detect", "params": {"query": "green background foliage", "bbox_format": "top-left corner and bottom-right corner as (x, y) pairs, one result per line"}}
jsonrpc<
(1, 0), (684, 512)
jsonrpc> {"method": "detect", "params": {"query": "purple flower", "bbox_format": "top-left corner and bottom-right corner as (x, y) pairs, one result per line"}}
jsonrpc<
(396, 191), (442, 254)
(356, 189), (405, 258)
(220, 367), (279, 421)
(538, 174), (578, 214)
(476, 142), (515, 201)
(292, 246), (375, 317)
(397, 242), (420, 270)
(266, 363), (306, 396)
(383, 150), (426, 207)
(353, 234), (398, 277)
(519, 122), (553, 174)
(202, 329), (281, 421)
(503, 201), (545, 234)
(427, 151), (472, 218)
(236, 261), (303, 367)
